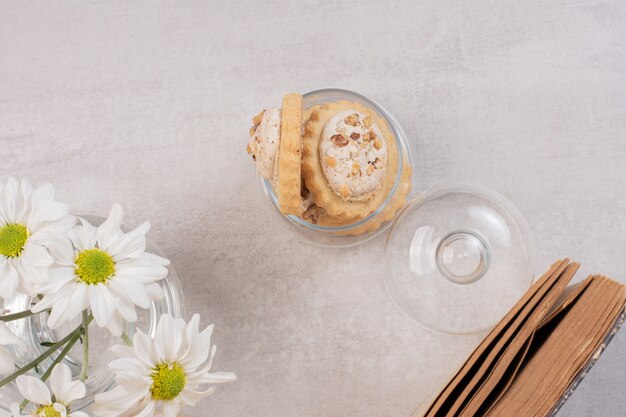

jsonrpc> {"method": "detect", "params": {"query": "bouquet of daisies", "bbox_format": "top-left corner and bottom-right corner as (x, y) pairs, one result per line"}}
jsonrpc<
(0, 178), (236, 417)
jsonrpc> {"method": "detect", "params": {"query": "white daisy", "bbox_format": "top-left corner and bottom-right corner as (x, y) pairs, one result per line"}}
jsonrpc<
(31, 204), (169, 337)
(92, 314), (236, 417)
(0, 178), (75, 300)
(0, 321), (26, 375)
(10, 363), (88, 417)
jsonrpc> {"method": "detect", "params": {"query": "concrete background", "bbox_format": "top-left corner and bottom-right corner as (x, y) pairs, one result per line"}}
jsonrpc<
(1, 1), (625, 415)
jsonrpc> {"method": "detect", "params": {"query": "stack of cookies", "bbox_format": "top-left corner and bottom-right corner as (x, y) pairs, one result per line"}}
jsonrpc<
(247, 92), (412, 236)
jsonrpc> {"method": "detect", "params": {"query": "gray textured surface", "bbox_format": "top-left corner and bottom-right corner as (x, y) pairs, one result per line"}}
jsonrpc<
(1, 1), (625, 416)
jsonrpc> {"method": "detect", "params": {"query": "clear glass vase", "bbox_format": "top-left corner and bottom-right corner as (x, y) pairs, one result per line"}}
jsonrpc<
(0, 213), (185, 412)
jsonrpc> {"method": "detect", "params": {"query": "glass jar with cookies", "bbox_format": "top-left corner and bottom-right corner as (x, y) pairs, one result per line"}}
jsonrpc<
(246, 89), (414, 247)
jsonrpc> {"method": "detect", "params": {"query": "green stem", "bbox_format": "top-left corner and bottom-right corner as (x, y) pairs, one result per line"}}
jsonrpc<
(0, 308), (50, 323)
(20, 329), (83, 411)
(43, 333), (81, 382)
(79, 310), (89, 382)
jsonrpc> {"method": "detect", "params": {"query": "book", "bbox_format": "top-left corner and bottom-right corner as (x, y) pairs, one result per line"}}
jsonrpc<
(420, 259), (626, 417)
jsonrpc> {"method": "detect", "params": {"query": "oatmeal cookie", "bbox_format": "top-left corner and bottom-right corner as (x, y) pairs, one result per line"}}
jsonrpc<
(302, 100), (400, 218)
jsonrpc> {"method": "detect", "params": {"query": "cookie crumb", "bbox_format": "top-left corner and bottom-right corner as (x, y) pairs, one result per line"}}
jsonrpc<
(344, 114), (359, 126)
(330, 134), (349, 147)
(351, 162), (361, 176)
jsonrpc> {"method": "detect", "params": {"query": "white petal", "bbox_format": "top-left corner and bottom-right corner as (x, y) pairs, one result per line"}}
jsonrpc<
(49, 363), (72, 400)
(0, 346), (18, 375)
(133, 400), (156, 417)
(108, 358), (149, 375)
(52, 403), (67, 417)
(69, 218), (97, 251)
(48, 368), (69, 398)
(115, 261), (168, 284)
(142, 252), (170, 266)
(14, 259), (48, 295)
(115, 296), (138, 323)
(31, 287), (67, 313)
(161, 399), (182, 417)
(94, 385), (135, 405)
(132, 331), (158, 368)
(39, 238), (75, 266)
(143, 282), (164, 301)
(115, 260), (168, 276)
(93, 386), (145, 416)
(158, 314), (182, 363)
(108, 277), (151, 310)
(115, 372), (151, 392)
(28, 201), (69, 229)
(31, 214), (76, 237)
(191, 371), (238, 384)
(47, 294), (71, 329)
(179, 386), (216, 406)
(57, 379), (86, 404)
(35, 267), (75, 294)
(2, 178), (19, 221)
(108, 222), (150, 260)
(90, 284), (116, 328)
(16, 375), (51, 404)
(181, 324), (213, 370)
(14, 180), (31, 222)
(108, 279), (137, 323)
(105, 311), (124, 337)
(109, 344), (136, 359)
(154, 314), (174, 362)
(30, 182), (55, 205)
(96, 204), (124, 252)
(186, 314), (201, 343)
(18, 179), (34, 221)
(0, 261), (18, 300)
(19, 241), (53, 268)
(65, 283), (89, 321)
(0, 322), (25, 352)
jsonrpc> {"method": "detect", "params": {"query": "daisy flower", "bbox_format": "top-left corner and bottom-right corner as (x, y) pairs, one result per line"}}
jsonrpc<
(10, 363), (88, 417)
(92, 314), (236, 417)
(0, 321), (26, 375)
(32, 204), (169, 336)
(0, 178), (75, 300)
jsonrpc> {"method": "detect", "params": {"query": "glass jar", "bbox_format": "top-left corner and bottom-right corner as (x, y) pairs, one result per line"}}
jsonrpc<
(259, 88), (415, 247)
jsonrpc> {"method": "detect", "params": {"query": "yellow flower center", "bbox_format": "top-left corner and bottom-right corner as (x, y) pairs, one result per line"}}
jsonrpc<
(150, 362), (187, 401)
(36, 405), (61, 417)
(74, 249), (115, 285)
(0, 224), (28, 258)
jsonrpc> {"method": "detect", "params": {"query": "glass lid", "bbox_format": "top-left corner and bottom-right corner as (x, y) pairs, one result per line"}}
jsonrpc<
(384, 184), (535, 334)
